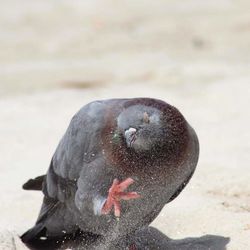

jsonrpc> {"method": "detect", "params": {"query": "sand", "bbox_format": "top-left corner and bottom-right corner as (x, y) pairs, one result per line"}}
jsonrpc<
(0, 0), (250, 249)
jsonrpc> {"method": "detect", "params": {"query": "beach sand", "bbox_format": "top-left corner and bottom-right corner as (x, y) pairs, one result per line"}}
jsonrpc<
(0, 1), (250, 249)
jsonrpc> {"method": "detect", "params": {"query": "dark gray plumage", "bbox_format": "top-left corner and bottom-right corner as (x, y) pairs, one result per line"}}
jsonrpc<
(21, 98), (199, 249)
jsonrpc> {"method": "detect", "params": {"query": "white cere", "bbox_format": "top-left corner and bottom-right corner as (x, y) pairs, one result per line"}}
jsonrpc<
(124, 127), (137, 137)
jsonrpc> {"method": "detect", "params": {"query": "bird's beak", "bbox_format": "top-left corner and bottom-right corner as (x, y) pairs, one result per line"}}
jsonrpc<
(125, 128), (137, 147)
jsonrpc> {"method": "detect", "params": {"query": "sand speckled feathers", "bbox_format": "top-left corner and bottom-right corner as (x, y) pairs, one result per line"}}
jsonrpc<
(21, 98), (199, 249)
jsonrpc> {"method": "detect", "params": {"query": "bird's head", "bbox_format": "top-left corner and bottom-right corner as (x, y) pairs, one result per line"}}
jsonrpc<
(116, 105), (171, 153)
(104, 99), (190, 172)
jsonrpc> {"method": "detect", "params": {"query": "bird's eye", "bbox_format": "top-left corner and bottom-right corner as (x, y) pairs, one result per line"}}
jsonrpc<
(143, 112), (150, 124)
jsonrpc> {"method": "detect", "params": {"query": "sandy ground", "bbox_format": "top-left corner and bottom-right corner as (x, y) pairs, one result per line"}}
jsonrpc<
(0, 0), (250, 249)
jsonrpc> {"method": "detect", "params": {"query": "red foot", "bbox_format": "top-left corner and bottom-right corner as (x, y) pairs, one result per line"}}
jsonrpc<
(101, 178), (140, 217)
(129, 243), (137, 250)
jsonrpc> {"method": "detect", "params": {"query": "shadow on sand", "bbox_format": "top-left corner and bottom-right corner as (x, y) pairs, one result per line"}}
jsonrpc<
(126, 226), (230, 250)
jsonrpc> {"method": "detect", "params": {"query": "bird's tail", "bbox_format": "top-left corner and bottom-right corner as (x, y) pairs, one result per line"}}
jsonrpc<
(21, 223), (45, 243)
(22, 175), (45, 191)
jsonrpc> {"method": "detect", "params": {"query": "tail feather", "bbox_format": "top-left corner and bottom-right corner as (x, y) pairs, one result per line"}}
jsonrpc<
(21, 223), (45, 243)
(21, 196), (59, 244)
(21, 228), (100, 250)
(22, 175), (45, 191)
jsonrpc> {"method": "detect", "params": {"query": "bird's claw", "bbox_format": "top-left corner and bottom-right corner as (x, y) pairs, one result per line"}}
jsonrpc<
(101, 178), (140, 217)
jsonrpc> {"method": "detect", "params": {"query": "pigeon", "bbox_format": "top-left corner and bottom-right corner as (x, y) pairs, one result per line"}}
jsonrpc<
(21, 98), (199, 249)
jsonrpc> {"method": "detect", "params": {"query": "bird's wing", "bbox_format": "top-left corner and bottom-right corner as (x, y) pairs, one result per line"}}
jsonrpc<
(51, 100), (107, 181)
(75, 156), (115, 215)
(22, 101), (111, 243)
